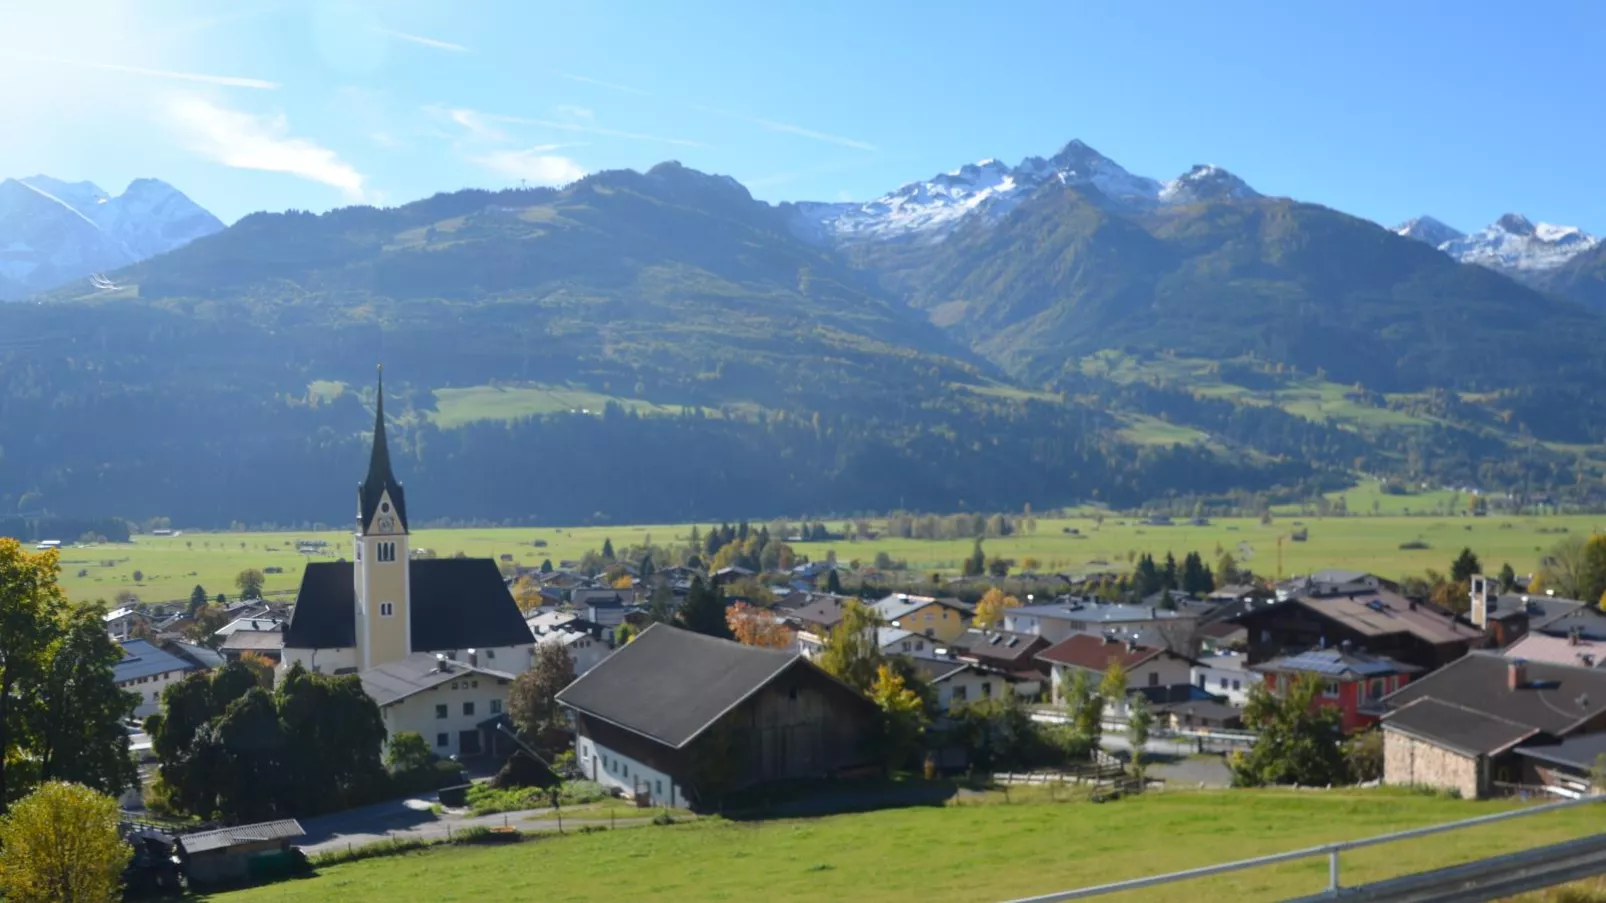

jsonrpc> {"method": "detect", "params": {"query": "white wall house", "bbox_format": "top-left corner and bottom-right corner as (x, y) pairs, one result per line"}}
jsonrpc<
(1191, 651), (1250, 706)
(364, 654), (516, 758)
(539, 629), (611, 675)
(576, 733), (688, 808)
(1003, 602), (1197, 648)
(114, 640), (201, 718)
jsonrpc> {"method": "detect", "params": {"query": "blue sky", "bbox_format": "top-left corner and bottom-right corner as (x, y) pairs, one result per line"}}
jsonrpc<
(2, 0), (1601, 231)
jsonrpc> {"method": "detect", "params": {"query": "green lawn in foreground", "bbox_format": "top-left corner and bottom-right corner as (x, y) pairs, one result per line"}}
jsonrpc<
(56, 515), (1603, 607)
(206, 790), (1602, 903)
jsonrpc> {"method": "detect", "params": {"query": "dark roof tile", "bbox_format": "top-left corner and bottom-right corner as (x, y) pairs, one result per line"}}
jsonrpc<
(283, 559), (532, 652)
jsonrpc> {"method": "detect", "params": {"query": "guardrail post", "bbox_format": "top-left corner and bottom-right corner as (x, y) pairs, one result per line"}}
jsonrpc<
(1328, 849), (1340, 893)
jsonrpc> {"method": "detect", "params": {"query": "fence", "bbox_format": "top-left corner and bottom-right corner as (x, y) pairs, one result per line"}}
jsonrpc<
(1000, 793), (1606, 902)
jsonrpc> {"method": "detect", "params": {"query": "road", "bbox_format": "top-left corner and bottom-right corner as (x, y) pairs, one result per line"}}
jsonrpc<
(296, 796), (668, 857)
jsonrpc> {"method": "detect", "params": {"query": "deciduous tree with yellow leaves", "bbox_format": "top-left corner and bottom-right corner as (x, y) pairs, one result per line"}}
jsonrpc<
(870, 663), (928, 770)
(725, 602), (795, 648)
(973, 587), (1021, 629)
(0, 781), (130, 903)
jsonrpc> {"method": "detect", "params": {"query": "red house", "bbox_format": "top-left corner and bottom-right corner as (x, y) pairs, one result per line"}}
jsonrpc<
(1251, 645), (1421, 733)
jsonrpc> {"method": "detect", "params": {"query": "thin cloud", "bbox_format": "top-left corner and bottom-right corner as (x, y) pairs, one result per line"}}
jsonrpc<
(375, 27), (469, 52)
(26, 55), (279, 89)
(471, 145), (587, 185)
(694, 104), (875, 151)
(166, 95), (366, 198)
(556, 72), (651, 97)
(556, 104), (594, 121)
(448, 107), (709, 149)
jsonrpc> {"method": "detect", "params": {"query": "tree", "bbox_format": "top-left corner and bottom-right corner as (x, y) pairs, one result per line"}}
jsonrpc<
(1497, 562), (1518, 593)
(973, 587), (1020, 629)
(0, 540), (68, 811)
(1230, 675), (1347, 787)
(1579, 535), (1606, 607)
(614, 622), (637, 645)
(188, 585), (208, 617)
(509, 642), (576, 750)
(817, 600), (884, 693)
(1021, 556), (1042, 572)
(1344, 730), (1384, 783)
(540, 558), (554, 574)
(1538, 535), (1589, 600)
(726, 602), (795, 648)
(385, 731), (434, 775)
(986, 556), (1012, 578)
(869, 663), (928, 771)
(826, 568), (843, 594)
(132, 570), (144, 584)
(676, 577), (731, 639)
(237, 651), (276, 688)
(512, 575), (543, 613)
(645, 583), (675, 624)
(0, 781), (130, 903)
(1098, 660), (1129, 709)
(601, 538), (615, 562)
(234, 568), (265, 600)
(183, 603), (230, 647)
(1063, 668), (1103, 751)
(963, 540), (986, 577)
(25, 606), (137, 797)
(610, 574), (634, 590)
(1216, 551), (1240, 586)
(1450, 547), (1482, 584)
(1126, 692), (1155, 783)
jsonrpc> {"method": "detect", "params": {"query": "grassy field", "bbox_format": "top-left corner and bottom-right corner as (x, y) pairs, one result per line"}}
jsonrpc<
(207, 789), (1603, 903)
(56, 513), (1604, 607)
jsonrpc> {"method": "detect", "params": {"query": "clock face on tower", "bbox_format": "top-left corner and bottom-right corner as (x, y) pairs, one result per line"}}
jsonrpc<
(377, 515), (396, 533)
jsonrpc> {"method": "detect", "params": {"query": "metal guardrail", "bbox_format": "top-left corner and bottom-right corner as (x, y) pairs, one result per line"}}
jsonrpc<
(1001, 793), (1606, 902)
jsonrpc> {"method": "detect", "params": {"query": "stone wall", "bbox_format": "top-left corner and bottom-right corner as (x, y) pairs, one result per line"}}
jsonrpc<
(1384, 729), (1481, 799)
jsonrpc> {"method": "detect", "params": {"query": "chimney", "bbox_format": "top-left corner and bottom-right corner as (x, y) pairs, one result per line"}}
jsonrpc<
(1570, 627), (1582, 647)
(1103, 633), (1116, 645)
(467, 648), (479, 667)
(1508, 659), (1527, 691)
(1126, 639), (1139, 653)
(435, 653), (452, 673)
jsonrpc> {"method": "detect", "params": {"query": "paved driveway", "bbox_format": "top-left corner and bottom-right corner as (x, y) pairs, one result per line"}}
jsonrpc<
(297, 796), (667, 857)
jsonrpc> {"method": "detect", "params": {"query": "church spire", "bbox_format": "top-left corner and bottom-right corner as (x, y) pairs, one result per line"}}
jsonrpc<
(358, 366), (408, 533)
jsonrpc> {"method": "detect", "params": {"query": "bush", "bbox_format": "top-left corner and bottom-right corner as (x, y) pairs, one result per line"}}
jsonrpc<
(1345, 730), (1384, 782)
(1398, 540), (1431, 550)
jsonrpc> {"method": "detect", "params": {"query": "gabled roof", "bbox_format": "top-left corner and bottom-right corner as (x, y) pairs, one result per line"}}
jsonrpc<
(1380, 651), (1606, 736)
(1382, 698), (1539, 757)
(1007, 601), (1188, 624)
(557, 623), (858, 749)
(1037, 634), (1180, 673)
(1244, 591), (1483, 647)
(179, 820), (304, 854)
(283, 559), (533, 652)
(872, 594), (972, 623)
(357, 370), (408, 534)
(1252, 647), (1420, 679)
(949, 628), (1048, 667)
(220, 630), (285, 653)
(113, 639), (196, 683)
(1504, 633), (1606, 669)
(1513, 732), (1606, 771)
(359, 652), (515, 707)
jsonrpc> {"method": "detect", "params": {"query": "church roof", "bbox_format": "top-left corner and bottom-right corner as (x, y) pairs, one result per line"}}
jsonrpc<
(283, 559), (533, 652)
(358, 370), (408, 533)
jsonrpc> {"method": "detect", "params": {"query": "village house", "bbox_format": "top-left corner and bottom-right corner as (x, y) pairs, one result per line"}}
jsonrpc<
(948, 628), (1051, 683)
(1231, 587), (1484, 670)
(907, 656), (1037, 711)
(219, 628), (285, 663)
(1191, 650), (1251, 706)
(361, 650), (517, 758)
(1252, 645), (1420, 733)
(279, 374), (536, 753)
(105, 606), (151, 642)
(1003, 600), (1197, 649)
(556, 623), (880, 808)
(1037, 633), (1194, 705)
(537, 627), (611, 675)
(1502, 629), (1606, 670)
(871, 593), (973, 643)
(1468, 576), (1587, 647)
(175, 820), (305, 889)
(1379, 653), (1606, 799)
(115, 639), (201, 718)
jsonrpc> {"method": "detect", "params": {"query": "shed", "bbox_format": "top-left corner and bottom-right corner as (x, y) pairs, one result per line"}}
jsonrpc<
(177, 819), (306, 888)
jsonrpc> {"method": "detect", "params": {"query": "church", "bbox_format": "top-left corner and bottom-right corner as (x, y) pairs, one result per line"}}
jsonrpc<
(280, 374), (536, 756)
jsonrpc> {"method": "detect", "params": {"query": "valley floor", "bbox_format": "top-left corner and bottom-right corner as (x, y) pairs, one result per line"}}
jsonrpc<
(63, 513), (1606, 606)
(204, 789), (1602, 903)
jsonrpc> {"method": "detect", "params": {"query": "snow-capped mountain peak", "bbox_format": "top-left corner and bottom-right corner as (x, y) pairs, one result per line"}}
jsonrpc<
(1392, 216), (1466, 248)
(1159, 164), (1260, 204)
(786, 140), (1270, 247)
(0, 174), (224, 300)
(1440, 213), (1598, 274)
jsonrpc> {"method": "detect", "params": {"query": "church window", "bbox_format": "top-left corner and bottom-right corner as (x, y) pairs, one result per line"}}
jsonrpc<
(380, 602), (394, 617)
(378, 542), (397, 562)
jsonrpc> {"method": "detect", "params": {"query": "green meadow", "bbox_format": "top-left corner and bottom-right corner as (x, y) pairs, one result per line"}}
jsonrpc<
(56, 512), (1601, 607)
(206, 789), (1603, 903)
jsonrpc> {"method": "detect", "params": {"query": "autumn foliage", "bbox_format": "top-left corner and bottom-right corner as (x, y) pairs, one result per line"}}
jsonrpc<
(726, 602), (795, 648)
(973, 587), (1021, 629)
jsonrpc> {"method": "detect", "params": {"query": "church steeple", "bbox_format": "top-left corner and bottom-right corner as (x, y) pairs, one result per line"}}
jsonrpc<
(358, 366), (408, 534)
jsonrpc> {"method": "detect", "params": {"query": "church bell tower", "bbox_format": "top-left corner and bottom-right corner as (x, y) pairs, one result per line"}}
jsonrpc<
(355, 367), (412, 670)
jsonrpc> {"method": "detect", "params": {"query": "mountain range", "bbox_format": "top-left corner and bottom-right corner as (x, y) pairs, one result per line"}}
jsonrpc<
(5, 139), (1606, 528)
(0, 176), (222, 300)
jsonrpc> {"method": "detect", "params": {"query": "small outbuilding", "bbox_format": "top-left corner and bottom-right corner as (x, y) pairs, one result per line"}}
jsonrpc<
(176, 819), (306, 889)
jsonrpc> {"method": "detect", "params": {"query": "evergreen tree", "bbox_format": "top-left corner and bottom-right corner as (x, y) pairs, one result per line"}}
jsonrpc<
(188, 585), (208, 617)
(540, 558), (553, 573)
(1450, 547), (1482, 584)
(1497, 562), (1517, 592)
(646, 584), (676, 624)
(704, 528), (722, 558)
(1134, 554), (1161, 597)
(677, 577), (732, 639)
(826, 568), (843, 595)
(964, 539), (986, 577)
(639, 553), (655, 578)
(737, 520), (749, 542)
(1161, 553), (1179, 592)
(601, 538), (615, 562)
